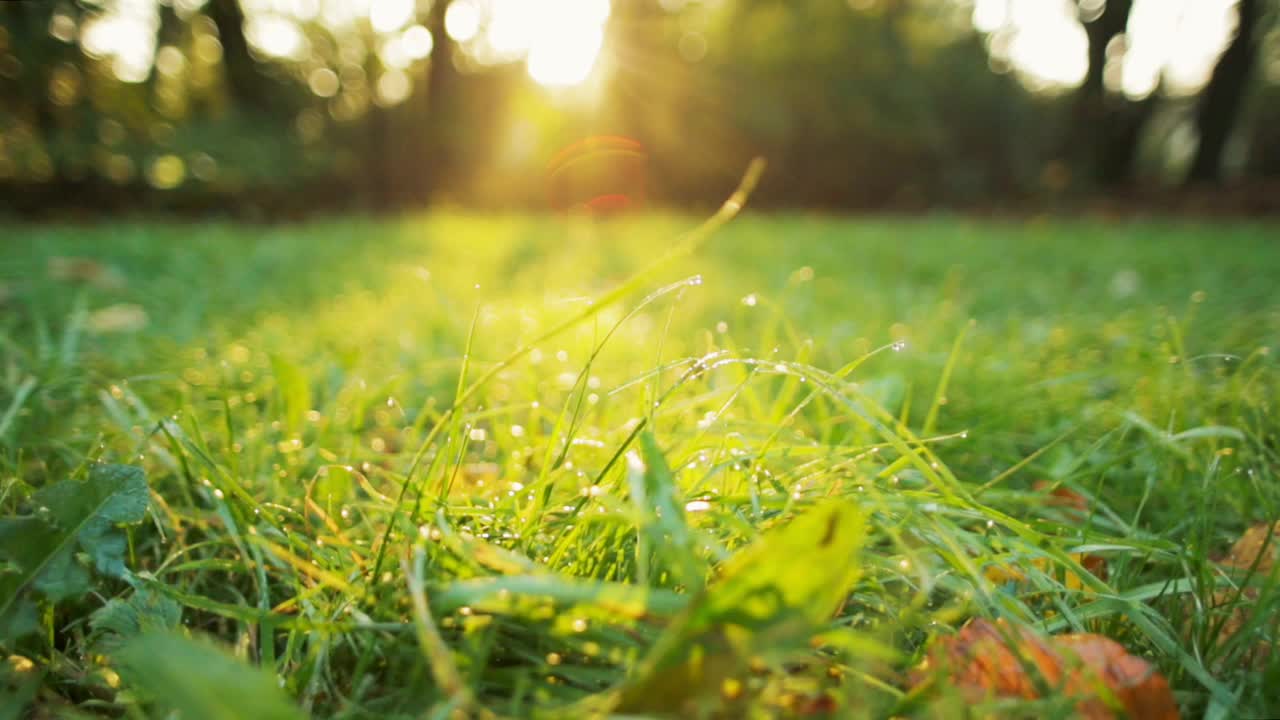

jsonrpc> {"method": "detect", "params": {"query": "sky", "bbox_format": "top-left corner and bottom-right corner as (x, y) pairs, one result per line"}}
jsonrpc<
(74, 0), (1241, 99)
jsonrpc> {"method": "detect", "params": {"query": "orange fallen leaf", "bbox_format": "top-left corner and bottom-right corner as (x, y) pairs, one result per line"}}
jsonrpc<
(48, 256), (126, 289)
(913, 618), (1179, 720)
(1220, 521), (1280, 575)
(984, 552), (1107, 590)
(1034, 481), (1091, 515)
(985, 483), (1107, 590)
(1207, 521), (1279, 661)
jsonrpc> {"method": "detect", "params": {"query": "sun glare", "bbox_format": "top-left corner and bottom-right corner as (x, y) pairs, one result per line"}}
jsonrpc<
(522, 0), (611, 88)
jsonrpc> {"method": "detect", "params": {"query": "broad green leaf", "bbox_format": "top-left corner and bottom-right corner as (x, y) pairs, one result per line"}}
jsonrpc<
(90, 585), (183, 651)
(0, 464), (149, 640)
(613, 498), (866, 714)
(0, 656), (41, 720)
(32, 463), (149, 578)
(629, 430), (707, 588)
(114, 631), (304, 720)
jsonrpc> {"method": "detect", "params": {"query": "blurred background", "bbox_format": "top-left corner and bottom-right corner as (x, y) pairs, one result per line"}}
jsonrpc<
(1, 0), (1278, 217)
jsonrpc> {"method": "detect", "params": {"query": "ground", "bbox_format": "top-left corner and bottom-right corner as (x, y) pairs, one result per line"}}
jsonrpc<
(1, 213), (1278, 718)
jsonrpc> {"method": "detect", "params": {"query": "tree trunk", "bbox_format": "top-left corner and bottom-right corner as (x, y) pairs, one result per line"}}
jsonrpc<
(1072, 0), (1153, 188)
(1078, 0), (1131, 107)
(422, 0), (459, 204)
(207, 0), (275, 113)
(1187, 0), (1261, 185)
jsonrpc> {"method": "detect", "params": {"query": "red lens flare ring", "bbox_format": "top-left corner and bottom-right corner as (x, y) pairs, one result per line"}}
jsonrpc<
(546, 135), (647, 215)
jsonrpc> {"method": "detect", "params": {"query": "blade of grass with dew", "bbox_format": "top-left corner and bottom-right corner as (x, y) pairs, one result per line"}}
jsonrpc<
(362, 158), (766, 601)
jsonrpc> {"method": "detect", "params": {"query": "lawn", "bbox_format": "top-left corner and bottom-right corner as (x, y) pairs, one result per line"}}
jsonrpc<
(2, 210), (1278, 718)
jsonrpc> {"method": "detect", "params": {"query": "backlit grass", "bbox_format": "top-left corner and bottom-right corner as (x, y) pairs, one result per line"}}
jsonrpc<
(1, 211), (1278, 718)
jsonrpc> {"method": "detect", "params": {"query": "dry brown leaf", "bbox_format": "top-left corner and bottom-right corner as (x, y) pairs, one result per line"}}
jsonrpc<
(1207, 521), (1279, 661)
(47, 256), (126, 289)
(913, 618), (1179, 720)
(985, 483), (1107, 590)
(1032, 480), (1091, 515)
(984, 552), (1107, 590)
(1220, 521), (1280, 575)
(85, 303), (148, 334)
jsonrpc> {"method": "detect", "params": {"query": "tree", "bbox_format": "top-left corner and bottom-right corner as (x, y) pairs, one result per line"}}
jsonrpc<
(206, 0), (280, 114)
(421, 0), (460, 203)
(1071, 0), (1156, 187)
(1187, 0), (1263, 184)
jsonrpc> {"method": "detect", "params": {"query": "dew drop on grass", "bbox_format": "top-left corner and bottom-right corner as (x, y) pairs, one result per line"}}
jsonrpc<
(892, 340), (907, 352)
(716, 321), (728, 333)
(213, 488), (224, 500)
(572, 618), (588, 633)
(742, 293), (758, 307)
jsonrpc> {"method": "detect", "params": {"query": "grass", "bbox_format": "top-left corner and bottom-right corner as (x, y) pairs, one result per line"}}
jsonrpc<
(1, 207), (1278, 718)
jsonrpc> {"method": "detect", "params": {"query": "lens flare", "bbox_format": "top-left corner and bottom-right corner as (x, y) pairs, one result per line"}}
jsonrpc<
(546, 135), (647, 215)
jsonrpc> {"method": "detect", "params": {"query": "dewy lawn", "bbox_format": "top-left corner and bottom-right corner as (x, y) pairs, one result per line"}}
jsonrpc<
(1, 213), (1278, 718)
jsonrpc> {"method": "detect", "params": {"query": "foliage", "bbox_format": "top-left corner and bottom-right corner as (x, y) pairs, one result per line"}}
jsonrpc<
(114, 631), (305, 720)
(1, 0), (1275, 214)
(0, 463), (149, 641)
(612, 497), (866, 715)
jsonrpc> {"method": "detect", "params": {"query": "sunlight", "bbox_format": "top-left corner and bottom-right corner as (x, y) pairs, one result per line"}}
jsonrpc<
(518, 0), (611, 87)
(972, 0), (1235, 96)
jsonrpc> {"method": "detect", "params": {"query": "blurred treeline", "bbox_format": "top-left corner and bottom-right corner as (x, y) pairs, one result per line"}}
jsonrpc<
(1, 0), (1279, 216)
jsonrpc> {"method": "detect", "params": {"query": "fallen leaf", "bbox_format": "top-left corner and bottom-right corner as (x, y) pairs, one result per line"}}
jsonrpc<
(912, 618), (1179, 720)
(1207, 521), (1279, 661)
(1033, 480), (1090, 515)
(1220, 521), (1280, 576)
(47, 257), (126, 290)
(85, 304), (148, 334)
(983, 482), (1107, 590)
(984, 552), (1107, 590)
